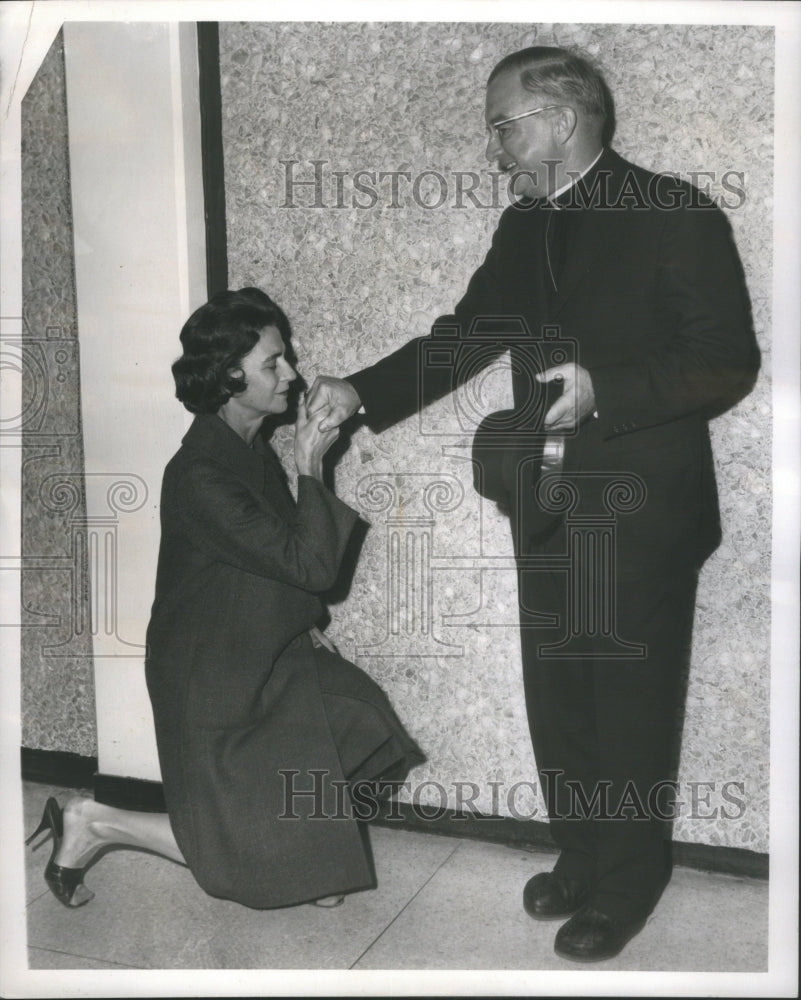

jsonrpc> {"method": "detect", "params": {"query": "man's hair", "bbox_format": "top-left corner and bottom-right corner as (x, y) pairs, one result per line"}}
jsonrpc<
(172, 287), (292, 414)
(488, 46), (614, 142)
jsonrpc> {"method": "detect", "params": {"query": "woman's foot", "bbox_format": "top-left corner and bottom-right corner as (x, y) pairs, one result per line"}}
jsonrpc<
(26, 797), (97, 908)
(311, 894), (346, 908)
(54, 796), (109, 870)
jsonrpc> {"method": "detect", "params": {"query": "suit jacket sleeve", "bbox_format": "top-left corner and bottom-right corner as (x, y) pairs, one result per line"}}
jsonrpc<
(589, 201), (759, 439)
(178, 462), (358, 592)
(347, 211), (515, 429)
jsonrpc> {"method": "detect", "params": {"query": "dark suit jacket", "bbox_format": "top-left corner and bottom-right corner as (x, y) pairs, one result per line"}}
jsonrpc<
(348, 148), (759, 576)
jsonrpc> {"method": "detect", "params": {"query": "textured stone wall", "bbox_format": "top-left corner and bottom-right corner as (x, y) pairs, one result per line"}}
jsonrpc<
(20, 31), (96, 756)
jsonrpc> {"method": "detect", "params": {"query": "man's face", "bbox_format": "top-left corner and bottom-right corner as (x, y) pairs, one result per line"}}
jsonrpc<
(484, 69), (564, 200)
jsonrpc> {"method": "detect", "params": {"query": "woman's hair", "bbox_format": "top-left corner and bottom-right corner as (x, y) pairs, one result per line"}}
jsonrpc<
(172, 287), (291, 413)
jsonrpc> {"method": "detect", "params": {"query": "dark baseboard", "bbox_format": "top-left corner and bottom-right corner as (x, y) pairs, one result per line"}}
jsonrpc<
(372, 799), (560, 855)
(670, 837), (767, 880)
(20, 747), (97, 789)
(94, 772), (166, 812)
(371, 801), (769, 881)
(21, 748), (768, 881)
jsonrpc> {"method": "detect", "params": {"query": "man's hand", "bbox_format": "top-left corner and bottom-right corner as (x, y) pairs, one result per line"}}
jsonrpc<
(536, 363), (596, 432)
(306, 376), (362, 431)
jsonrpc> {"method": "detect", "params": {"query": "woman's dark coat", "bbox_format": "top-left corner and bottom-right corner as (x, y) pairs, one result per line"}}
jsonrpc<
(145, 413), (422, 908)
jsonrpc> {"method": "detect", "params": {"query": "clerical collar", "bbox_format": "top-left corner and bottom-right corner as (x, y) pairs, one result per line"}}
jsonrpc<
(548, 148), (604, 207)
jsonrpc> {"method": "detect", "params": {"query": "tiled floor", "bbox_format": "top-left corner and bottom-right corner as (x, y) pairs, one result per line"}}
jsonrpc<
(22, 780), (768, 974)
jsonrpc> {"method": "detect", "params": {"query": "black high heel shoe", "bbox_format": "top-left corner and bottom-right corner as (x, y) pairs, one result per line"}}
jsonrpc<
(26, 797), (95, 908)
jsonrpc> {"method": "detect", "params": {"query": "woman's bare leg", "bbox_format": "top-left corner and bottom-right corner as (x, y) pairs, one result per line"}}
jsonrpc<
(55, 796), (185, 868)
(55, 796), (344, 906)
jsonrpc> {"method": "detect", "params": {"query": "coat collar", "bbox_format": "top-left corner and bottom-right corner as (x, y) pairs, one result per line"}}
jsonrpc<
(181, 413), (267, 495)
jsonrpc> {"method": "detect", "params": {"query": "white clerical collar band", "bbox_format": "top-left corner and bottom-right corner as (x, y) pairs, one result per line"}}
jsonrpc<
(548, 148), (604, 207)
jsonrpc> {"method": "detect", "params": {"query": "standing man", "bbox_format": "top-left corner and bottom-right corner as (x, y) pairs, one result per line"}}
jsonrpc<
(307, 46), (758, 961)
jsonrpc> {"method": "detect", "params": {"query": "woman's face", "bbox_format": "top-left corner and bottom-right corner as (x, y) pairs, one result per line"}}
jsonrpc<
(229, 325), (297, 417)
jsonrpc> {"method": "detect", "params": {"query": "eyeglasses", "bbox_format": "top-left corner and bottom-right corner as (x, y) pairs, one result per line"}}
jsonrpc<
(489, 105), (564, 133)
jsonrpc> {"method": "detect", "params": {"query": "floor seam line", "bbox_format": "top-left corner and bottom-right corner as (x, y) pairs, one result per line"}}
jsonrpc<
(26, 887), (52, 907)
(348, 839), (466, 970)
(27, 945), (146, 970)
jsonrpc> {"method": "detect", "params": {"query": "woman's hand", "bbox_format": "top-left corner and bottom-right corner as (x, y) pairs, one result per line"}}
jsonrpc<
(294, 392), (340, 480)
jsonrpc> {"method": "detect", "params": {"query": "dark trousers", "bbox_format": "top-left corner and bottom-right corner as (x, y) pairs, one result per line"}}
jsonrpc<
(517, 521), (698, 921)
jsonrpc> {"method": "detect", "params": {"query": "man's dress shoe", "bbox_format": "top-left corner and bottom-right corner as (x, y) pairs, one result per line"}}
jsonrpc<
(523, 872), (592, 920)
(554, 904), (647, 961)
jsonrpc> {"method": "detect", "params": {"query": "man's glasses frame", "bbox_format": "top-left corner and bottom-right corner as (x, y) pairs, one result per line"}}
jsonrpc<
(489, 105), (565, 133)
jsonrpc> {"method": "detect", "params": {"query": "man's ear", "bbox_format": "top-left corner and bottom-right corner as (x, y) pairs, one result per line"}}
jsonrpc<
(554, 106), (578, 145)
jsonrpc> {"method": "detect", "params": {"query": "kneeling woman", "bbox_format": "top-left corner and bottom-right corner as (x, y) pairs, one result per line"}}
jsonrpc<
(29, 288), (424, 909)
